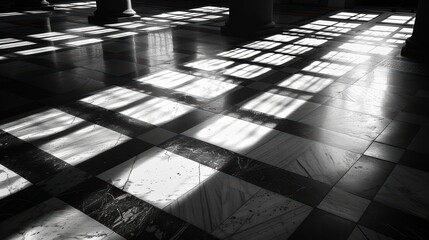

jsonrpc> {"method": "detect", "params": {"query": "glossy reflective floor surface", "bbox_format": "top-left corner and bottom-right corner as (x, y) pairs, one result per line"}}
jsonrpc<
(1, 1), (429, 239)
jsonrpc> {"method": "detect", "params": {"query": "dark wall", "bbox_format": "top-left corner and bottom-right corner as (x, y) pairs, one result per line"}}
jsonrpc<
(0, 0), (100, 11)
(0, 0), (12, 10)
(356, 0), (417, 7)
(280, 0), (417, 8)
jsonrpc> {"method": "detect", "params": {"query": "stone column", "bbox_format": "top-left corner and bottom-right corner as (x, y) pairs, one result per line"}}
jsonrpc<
(401, 0), (429, 62)
(88, 0), (140, 24)
(13, 0), (55, 10)
(221, 0), (282, 37)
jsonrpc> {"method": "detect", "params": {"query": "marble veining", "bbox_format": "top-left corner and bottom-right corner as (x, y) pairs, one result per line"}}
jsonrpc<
(285, 143), (360, 185)
(245, 132), (314, 168)
(0, 198), (125, 240)
(98, 147), (217, 209)
(212, 189), (312, 240)
(183, 114), (281, 155)
(160, 134), (331, 207)
(246, 131), (360, 185)
(161, 134), (235, 171)
(164, 171), (261, 232)
(58, 177), (212, 240)
(0, 164), (32, 200)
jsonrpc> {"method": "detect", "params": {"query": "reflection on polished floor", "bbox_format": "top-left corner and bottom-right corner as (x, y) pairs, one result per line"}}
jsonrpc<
(1, 1), (429, 239)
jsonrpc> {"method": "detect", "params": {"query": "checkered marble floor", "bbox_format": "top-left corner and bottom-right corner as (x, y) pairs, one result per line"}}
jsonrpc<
(1, 1), (429, 239)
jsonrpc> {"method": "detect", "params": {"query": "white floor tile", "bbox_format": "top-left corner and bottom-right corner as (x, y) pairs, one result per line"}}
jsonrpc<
(183, 115), (280, 155)
(0, 164), (32, 200)
(98, 147), (217, 209)
(0, 198), (124, 240)
(0, 108), (129, 166)
(81, 86), (196, 126)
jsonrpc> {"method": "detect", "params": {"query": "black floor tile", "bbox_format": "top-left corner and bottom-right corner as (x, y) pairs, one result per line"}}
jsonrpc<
(359, 202), (429, 240)
(403, 97), (429, 116)
(59, 177), (219, 240)
(2, 80), (54, 100)
(63, 66), (132, 85)
(32, 70), (107, 94)
(289, 208), (356, 240)
(0, 90), (42, 120)
(0, 60), (57, 80)
(399, 150), (429, 173)
(0, 185), (51, 223)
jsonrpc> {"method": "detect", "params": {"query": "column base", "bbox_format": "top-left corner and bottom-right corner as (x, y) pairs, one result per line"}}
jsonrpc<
(88, 15), (141, 24)
(401, 38), (429, 62)
(221, 24), (283, 37)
